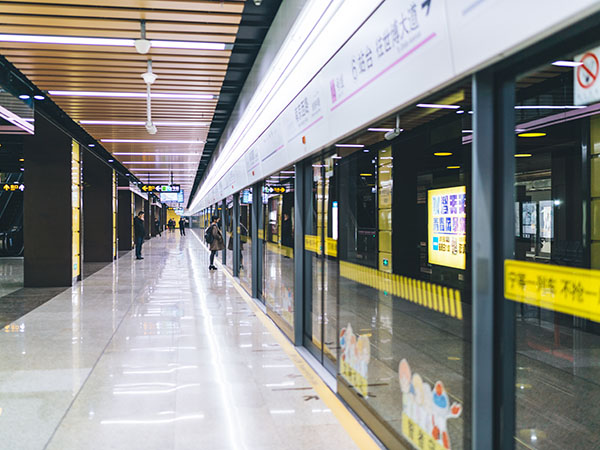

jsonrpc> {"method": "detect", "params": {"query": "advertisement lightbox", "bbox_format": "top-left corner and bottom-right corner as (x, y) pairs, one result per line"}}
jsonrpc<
(428, 186), (466, 270)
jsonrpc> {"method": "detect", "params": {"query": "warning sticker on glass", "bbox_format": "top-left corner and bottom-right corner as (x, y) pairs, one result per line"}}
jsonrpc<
(505, 260), (600, 323)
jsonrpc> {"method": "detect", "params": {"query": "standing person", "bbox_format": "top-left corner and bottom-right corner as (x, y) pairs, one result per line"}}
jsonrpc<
(134, 211), (145, 260)
(281, 212), (293, 249)
(207, 215), (224, 270)
(179, 217), (186, 236)
(154, 217), (161, 237)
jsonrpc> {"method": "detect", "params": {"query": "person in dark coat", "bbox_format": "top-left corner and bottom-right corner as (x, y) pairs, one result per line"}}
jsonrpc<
(281, 212), (293, 249)
(154, 217), (161, 237)
(208, 215), (224, 270)
(134, 211), (145, 260)
(179, 217), (186, 236)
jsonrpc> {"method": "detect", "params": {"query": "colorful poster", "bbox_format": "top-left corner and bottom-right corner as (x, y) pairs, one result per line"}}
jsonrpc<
(539, 200), (554, 239)
(399, 359), (462, 450)
(339, 323), (370, 397)
(522, 202), (537, 236)
(428, 186), (466, 270)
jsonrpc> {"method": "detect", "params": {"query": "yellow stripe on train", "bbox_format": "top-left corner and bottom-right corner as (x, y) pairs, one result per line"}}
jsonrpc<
(339, 260), (463, 320)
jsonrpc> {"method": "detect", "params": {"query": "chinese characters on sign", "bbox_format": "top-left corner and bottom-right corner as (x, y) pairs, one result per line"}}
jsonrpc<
(505, 260), (600, 323)
(428, 186), (466, 270)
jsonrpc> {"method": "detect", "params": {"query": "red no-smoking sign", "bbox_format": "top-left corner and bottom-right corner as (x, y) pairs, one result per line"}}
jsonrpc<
(577, 52), (599, 89)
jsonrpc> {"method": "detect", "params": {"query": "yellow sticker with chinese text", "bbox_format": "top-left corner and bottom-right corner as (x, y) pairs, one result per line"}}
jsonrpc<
(505, 260), (600, 322)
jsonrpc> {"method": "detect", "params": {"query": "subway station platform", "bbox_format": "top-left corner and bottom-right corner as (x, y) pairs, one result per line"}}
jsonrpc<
(0, 231), (372, 450)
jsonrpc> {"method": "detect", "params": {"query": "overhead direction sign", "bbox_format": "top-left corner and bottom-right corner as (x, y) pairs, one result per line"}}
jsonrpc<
(575, 46), (600, 105)
(2, 183), (24, 192)
(141, 184), (180, 193)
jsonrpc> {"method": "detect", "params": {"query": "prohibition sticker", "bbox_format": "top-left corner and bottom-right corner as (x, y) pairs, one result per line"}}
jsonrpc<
(577, 52), (599, 89)
(575, 46), (600, 106)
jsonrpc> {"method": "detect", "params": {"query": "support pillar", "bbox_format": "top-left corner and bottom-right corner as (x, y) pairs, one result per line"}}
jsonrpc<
(233, 193), (240, 277)
(82, 150), (115, 262)
(118, 177), (134, 251)
(144, 199), (150, 240)
(251, 185), (263, 299)
(24, 112), (78, 287)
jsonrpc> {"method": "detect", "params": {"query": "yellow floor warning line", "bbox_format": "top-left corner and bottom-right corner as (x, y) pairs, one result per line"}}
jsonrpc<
(214, 260), (380, 449)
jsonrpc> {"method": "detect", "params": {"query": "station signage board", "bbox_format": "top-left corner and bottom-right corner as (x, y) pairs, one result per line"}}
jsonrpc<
(263, 186), (286, 194)
(428, 186), (466, 270)
(2, 183), (24, 191)
(142, 184), (180, 193)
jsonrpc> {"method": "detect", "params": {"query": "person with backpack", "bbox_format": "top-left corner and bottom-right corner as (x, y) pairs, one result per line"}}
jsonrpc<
(205, 215), (224, 270)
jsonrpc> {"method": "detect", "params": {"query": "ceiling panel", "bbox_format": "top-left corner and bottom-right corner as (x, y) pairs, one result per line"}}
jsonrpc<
(0, 0), (245, 205)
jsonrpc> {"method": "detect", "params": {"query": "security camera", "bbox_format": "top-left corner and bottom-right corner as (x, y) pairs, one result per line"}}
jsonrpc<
(135, 38), (151, 55)
(385, 128), (402, 141)
(253, 0), (262, 5)
(384, 115), (402, 141)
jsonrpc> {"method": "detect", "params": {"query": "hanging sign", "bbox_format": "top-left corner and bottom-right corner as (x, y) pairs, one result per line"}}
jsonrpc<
(142, 184), (180, 193)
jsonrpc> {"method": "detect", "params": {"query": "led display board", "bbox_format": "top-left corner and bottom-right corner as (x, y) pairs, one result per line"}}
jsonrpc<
(428, 186), (466, 270)
(159, 190), (184, 203)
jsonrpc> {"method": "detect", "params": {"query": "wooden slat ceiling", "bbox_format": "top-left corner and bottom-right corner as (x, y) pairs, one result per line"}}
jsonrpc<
(0, 0), (245, 197)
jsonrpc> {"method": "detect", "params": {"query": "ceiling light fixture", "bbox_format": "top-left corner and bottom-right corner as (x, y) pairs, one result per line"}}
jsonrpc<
(0, 33), (227, 52)
(335, 143), (364, 148)
(33, 95), (44, 101)
(101, 139), (204, 144)
(515, 153), (533, 157)
(134, 20), (151, 54)
(517, 132), (546, 138)
(88, 144), (95, 147)
(416, 103), (460, 109)
(18, 94), (30, 100)
(130, 168), (197, 171)
(48, 91), (216, 100)
(552, 60), (583, 67)
(113, 152), (200, 156)
(367, 128), (394, 132)
(515, 105), (584, 110)
(433, 152), (453, 156)
(447, 165), (461, 169)
(79, 121), (209, 127)
(125, 162), (194, 164)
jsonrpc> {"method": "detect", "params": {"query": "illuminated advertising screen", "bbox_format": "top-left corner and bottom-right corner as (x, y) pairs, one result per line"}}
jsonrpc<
(428, 186), (466, 270)
(160, 192), (179, 202)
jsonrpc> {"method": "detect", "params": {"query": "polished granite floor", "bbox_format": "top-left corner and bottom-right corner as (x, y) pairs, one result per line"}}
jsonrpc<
(0, 231), (357, 450)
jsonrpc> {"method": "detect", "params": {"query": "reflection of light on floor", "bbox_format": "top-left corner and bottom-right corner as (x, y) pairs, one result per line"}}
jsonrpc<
(448, 356), (461, 361)
(101, 413), (205, 425)
(269, 409), (295, 415)
(515, 383), (532, 390)
(518, 428), (547, 445)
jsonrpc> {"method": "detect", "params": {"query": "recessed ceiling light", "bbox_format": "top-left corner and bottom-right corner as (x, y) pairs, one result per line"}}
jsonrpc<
(131, 168), (197, 171)
(335, 144), (364, 148)
(88, 143), (95, 147)
(101, 139), (204, 144)
(359, 173), (372, 176)
(447, 165), (460, 169)
(518, 132), (546, 138)
(434, 152), (453, 156)
(18, 94), (30, 100)
(416, 103), (460, 109)
(49, 91), (216, 100)
(33, 95), (45, 100)
(367, 128), (394, 132)
(80, 120), (209, 127)
(125, 162), (193, 164)
(456, 110), (465, 114)
(108, 159), (114, 162)
(552, 60), (583, 67)
(19, 158), (24, 162)
(515, 153), (533, 158)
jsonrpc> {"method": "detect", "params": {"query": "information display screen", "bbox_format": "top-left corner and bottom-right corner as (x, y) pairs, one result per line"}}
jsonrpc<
(428, 186), (466, 270)
(160, 191), (184, 203)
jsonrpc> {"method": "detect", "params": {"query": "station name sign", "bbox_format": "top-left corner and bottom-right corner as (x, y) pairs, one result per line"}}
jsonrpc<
(141, 184), (180, 193)
(2, 183), (24, 192)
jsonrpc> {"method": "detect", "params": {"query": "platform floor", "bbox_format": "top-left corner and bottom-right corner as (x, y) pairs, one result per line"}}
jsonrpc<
(0, 230), (359, 450)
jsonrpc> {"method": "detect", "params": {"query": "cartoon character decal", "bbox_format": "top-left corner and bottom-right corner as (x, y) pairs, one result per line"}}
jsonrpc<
(399, 358), (462, 450)
(339, 323), (370, 397)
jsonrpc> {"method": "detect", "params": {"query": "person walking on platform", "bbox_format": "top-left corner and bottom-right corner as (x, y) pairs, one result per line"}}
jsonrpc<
(206, 215), (224, 270)
(134, 211), (145, 260)
(154, 217), (161, 237)
(179, 217), (186, 236)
